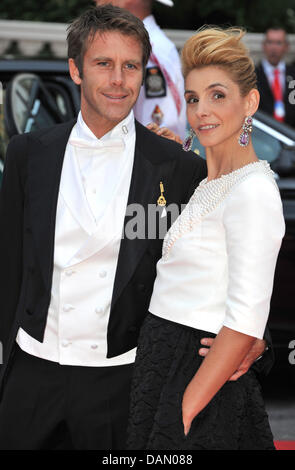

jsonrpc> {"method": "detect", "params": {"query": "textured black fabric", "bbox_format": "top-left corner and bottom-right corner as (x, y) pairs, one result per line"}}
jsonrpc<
(0, 345), (133, 450)
(127, 314), (275, 450)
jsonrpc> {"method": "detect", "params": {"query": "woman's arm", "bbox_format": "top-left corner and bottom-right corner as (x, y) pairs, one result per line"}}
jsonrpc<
(183, 174), (285, 435)
(182, 326), (255, 435)
(199, 335), (268, 381)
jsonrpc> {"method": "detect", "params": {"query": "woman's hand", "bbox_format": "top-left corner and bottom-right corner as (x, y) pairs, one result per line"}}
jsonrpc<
(198, 337), (267, 381)
(182, 388), (197, 437)
(146, 122), (183, 145)
(180, 326), (256, 438)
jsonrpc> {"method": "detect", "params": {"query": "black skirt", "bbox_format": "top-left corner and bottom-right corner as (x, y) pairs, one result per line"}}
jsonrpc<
(127, 313), (275, 450)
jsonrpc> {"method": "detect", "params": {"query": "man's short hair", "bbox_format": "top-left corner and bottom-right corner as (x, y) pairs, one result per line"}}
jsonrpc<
(67, 5), (151, 77)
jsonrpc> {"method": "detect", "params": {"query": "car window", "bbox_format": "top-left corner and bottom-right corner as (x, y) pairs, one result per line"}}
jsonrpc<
(251, 126), (281, 163)
(4, 73), (74, 138)
(0, 68), (80, 162)
(191, 122), (282, 163)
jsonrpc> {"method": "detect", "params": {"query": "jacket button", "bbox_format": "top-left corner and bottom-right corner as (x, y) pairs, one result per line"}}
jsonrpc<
(128, 326), (137, 333)
(26, 308), (33, 316)
(137, 283), (145, 292)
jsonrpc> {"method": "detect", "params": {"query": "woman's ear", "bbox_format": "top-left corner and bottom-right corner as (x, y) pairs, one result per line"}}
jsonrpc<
(245, 88), (260, 116)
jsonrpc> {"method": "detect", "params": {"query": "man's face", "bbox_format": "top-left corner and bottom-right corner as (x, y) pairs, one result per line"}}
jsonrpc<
(263, 29), (289, 66)
(69, 31), (143, 137)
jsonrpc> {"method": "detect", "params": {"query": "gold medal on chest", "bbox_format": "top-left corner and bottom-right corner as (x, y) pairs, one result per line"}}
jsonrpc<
(157, 181), (166, 207)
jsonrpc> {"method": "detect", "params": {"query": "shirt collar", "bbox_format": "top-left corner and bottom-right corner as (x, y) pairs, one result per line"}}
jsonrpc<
(262, 59), (286, 74)
(143, 14), (158, 32)
(76, 109), (135, 144)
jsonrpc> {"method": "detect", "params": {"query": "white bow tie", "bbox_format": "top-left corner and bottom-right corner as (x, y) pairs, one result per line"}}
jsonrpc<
(69, 137), (125, 152)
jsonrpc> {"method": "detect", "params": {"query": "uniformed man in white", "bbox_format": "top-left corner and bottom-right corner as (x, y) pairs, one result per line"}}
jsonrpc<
(95, 0), (187, 138)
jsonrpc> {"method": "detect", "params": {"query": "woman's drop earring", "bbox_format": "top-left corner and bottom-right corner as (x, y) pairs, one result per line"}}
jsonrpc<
(182, 128), (195, 152)
(238, 116), (253, 147)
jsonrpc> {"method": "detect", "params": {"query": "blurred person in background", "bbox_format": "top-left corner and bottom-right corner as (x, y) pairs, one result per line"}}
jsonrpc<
(94, 0), (187, 138)
(256, 27), (295, 127)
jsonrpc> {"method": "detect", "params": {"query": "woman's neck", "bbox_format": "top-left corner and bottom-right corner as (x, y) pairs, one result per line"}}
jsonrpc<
(205, 142), (258, 182)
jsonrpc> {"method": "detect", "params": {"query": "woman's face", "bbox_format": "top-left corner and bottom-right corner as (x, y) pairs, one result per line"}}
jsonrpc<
(185, 66), (250, 150)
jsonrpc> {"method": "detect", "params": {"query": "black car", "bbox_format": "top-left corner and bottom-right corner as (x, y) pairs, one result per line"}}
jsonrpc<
(0, 59), (80, 162)
(0, 59), (295, 368)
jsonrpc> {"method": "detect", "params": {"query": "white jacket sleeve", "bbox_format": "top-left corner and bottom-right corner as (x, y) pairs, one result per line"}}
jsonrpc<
(222, 173), (285, 338)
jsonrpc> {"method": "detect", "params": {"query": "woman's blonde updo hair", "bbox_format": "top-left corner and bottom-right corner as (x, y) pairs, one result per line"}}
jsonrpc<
(181, 26), (257, 96)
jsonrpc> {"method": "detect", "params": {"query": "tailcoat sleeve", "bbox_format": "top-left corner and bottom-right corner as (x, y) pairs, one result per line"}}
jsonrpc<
(0, 135), (27, 358)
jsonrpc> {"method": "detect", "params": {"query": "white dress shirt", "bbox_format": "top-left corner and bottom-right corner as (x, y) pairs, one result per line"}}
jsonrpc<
(16, 111), (137, 366)
(133, 14), (186, 138)
(149, 160), (285, 339)
(262, 59), (286, 93)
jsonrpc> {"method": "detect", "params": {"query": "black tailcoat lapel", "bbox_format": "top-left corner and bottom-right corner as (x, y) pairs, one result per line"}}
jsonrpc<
(28, 120), (76, 288)
(110, 121), (176, 310)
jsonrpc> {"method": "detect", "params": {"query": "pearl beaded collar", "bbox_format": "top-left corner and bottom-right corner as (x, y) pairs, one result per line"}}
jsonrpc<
(162, 160), (277, 259)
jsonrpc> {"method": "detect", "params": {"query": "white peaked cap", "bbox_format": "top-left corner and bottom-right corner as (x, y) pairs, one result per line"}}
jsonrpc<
(155, 0), (174, 6)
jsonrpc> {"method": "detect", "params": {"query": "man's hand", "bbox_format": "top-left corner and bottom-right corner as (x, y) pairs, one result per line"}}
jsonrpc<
(199, 337), (267, 381)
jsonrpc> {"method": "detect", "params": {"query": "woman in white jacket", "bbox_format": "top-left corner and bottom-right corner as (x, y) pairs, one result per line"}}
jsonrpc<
(127, 26), (285, 450)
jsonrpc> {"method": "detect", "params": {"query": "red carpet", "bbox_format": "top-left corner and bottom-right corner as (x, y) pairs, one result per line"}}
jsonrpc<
(275, 441), (295, 450)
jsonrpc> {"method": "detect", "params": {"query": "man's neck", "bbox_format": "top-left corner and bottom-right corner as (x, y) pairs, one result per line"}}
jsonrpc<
(79, 109), (134, 140)
(138, 11), (151, 20)
(79, 112), (119, 139)
(264, 58), (285, 69)
(128, 6), (152, 21)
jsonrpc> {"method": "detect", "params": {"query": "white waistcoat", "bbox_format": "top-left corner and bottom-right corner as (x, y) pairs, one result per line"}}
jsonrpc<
(17, 112), (137, 366)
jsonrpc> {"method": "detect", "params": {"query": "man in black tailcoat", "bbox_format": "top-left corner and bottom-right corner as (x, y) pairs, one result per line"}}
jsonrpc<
(256, 27), (295, 127)
(0, 5), (270, 450)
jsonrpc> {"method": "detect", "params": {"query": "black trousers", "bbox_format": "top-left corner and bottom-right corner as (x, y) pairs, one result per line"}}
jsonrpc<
(0, 344), (134, 450)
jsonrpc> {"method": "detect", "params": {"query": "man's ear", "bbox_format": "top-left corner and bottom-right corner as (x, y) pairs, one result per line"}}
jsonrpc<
(245, 88), (260, 116)
(142, 66), (146, 86)
(68, 58), (82, 85)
